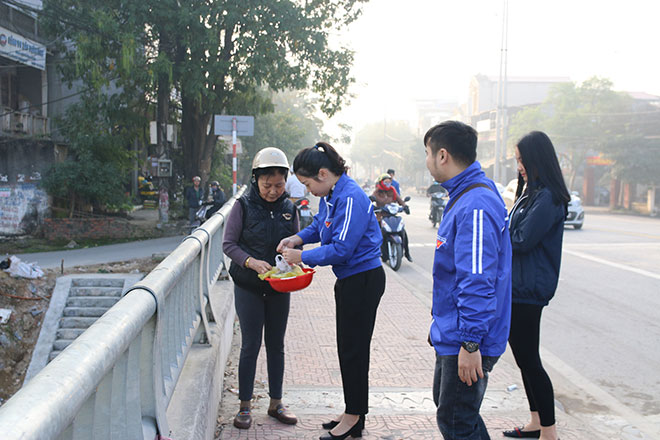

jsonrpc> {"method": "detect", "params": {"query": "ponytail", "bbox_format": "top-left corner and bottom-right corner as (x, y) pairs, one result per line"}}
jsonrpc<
(293, 142), (347, 178)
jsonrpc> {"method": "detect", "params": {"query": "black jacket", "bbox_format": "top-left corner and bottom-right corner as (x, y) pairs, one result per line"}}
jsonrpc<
(228, 185), (296, 294)
(509, 186), (566, 306)
(185, 185), (204, 209)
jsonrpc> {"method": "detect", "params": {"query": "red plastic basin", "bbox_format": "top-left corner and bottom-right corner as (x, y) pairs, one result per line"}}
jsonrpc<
(265, 268), (316, 293)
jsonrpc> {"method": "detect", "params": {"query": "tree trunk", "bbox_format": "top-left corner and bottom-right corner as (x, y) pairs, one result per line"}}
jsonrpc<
(181, 92), (213, 184)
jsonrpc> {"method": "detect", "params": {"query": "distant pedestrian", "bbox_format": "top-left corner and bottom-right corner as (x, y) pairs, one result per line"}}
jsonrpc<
(503, 131), (569, 440)
(386, 168), (401, 195)
(424, 121), (512, 440)
(278, 142), (384, 440)
(184, 176), (203, 225)
(222, 147), (299, 430)
(285, 166), (307, 203)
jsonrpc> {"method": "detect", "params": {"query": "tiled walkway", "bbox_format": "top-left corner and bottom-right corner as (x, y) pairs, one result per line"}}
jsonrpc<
(215, 265), (597, 439)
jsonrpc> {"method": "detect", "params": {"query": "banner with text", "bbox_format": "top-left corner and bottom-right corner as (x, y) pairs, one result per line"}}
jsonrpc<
(0, 26), (46, 70)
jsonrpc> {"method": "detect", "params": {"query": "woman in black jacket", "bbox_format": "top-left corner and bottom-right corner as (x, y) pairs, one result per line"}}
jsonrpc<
(503, 132), (570, 440)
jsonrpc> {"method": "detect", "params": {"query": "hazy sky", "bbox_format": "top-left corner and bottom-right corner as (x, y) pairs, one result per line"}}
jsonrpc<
(330, 0), (660, 143)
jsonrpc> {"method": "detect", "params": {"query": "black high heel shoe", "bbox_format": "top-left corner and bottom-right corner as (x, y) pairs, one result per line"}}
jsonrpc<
(319, 415), (364, 440)
(321, 420), (340, 430)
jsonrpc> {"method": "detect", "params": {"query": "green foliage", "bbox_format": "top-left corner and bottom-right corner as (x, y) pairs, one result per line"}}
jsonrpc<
(236, 90), (326, 183)
(41, 0), (367, 184)
(41, 94), (141, 214)
(603, 136), (660, 185)
(507, 76), (640, 188)
(351, 121), (418, 174)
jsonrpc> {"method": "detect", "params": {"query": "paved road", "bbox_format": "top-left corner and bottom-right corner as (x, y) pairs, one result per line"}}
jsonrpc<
(398, 194), (660, 436)
(16, 235), (186, 269)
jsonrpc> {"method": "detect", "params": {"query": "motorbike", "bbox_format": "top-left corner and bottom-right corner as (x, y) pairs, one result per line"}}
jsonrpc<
(429, 192), (447, 227)
(373, 196), (411, 271)
(294, 197), (314, 230)
(191, 203), (209, 231)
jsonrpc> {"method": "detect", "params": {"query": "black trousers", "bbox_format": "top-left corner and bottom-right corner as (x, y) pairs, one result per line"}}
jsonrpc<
(334, 265), (386, 415)
(509, 303), (556, 427)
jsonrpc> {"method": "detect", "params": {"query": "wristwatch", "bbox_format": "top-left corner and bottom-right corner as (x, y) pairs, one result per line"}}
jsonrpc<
(461, 341), (479, 353)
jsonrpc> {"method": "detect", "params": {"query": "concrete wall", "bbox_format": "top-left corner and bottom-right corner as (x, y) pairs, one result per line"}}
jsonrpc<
(0, 183), (49, 236)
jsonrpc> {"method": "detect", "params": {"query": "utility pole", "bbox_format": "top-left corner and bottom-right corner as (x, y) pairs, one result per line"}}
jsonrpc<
(494, 0), (509, 184)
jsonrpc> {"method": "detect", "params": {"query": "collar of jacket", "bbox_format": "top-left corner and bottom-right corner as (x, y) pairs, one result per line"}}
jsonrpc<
(441, 161), (485, 197)
(325, 173), (348, 203)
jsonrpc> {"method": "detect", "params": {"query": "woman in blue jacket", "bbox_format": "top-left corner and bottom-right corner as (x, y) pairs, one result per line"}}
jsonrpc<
(278, 142), (385, 440)
(504, 132), (569, 440)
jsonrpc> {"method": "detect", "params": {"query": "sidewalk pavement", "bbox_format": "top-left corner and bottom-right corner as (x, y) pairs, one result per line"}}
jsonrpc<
(215, 265), (601, 440)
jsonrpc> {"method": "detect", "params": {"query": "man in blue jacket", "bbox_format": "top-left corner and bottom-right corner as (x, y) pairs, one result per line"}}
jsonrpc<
(424, 121), (512, 440)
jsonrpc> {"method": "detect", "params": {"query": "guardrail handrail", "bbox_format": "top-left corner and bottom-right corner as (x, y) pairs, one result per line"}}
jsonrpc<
(0, 186), (247, 440)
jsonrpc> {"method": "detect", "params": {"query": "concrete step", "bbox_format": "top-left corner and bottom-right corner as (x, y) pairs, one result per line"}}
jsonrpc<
(69, 287), (123, 297)
(59, 317), (98, 329)
(48, 350), (62, 362)
(66, 296), (119, 308)
(52, 339), (75, 351)
(71, 278), (124, 288)
(56, 328), (86, 340)
(62, 307), (108, 318)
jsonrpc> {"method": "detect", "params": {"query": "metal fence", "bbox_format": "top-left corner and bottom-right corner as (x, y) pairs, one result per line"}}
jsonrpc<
(0, 186), (246, 440)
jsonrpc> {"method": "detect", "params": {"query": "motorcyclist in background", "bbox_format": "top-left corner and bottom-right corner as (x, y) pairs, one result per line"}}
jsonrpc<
(371, 173), (408, 210)
(386, 168), (401, 195)
(371, 173), (412, 262)
(205, 180), (226, 218)
(185, 176), (204, 226)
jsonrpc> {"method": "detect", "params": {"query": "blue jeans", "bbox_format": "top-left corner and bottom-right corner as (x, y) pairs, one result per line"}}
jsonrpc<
(432, 353), (499, 440)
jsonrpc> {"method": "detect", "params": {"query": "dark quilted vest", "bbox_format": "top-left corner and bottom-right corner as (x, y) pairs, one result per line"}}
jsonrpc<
(228, 185), (296, 294)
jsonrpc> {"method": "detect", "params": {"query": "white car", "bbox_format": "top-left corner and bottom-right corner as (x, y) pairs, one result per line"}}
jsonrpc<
(565, 191), (584, 229)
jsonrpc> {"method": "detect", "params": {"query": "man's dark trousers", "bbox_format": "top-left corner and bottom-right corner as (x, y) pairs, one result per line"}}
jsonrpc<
(432, 353), (499, 440)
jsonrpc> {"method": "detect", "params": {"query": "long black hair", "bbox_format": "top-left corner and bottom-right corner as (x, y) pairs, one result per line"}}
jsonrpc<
(293, 142), (347, 178)
(515, 131), (570, 210)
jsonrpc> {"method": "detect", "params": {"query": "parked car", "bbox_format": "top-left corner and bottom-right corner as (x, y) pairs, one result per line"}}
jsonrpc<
(565, 191), (584, 229)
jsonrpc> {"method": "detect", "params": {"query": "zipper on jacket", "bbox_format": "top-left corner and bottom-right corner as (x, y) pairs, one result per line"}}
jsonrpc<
(509, 194), (528, 227)
(270, 211), (274, 219)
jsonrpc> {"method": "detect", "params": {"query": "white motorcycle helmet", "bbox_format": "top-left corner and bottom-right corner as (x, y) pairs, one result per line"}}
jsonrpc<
(251, 147), (290, 184)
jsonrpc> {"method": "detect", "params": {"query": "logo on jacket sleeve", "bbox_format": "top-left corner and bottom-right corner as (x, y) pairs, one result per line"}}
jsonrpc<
(325, 219), (333, 228)
(436, 235), (447, 249)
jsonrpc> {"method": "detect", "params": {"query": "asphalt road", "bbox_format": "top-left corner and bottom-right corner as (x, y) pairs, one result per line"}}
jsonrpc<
(395, 194), (660, 432)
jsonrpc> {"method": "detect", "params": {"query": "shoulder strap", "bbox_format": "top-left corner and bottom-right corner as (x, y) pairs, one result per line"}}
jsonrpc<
(444, 183), (492, 215)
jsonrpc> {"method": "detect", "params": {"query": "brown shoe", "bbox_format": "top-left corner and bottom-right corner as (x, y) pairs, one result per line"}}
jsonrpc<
(267, 403), (298, 425)
(233, 408), (252, 429)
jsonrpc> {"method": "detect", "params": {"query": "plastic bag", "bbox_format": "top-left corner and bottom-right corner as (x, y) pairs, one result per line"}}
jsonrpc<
(4, 256), (44, 279)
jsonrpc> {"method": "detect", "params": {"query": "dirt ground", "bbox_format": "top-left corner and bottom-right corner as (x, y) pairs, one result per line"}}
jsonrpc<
(0, 257), (160, 406)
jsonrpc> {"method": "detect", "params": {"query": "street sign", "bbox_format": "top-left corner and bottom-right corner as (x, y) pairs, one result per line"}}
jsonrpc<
(214, 115), (254, 136)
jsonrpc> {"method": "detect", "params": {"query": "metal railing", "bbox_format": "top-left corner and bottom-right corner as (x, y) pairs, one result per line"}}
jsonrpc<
(0, 186), (246, 440)
(1, 107), (49, 136)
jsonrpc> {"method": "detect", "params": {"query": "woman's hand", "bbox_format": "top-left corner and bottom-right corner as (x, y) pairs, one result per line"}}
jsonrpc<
(281, 248), (303, 265)
(247, 258), (272, 274)
(277, 235), (302, 253)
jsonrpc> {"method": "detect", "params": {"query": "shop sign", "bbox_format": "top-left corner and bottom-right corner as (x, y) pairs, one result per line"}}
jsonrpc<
(0, 25), (46, 70)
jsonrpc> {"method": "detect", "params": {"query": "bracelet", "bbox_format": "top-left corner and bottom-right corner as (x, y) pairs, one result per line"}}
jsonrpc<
(244, 257), (251, 268)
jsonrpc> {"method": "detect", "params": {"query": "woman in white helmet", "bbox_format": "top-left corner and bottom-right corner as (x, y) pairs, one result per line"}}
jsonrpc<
(222, 147), (299, 430)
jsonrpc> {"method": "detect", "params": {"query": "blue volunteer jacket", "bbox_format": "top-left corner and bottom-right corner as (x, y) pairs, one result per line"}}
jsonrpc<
(298, 173), (382, 279)
(430, 161), (512, 357)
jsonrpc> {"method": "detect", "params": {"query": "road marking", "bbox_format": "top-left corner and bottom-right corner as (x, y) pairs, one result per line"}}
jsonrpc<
(584, 226), (660, 240)
(541, 347), (660, 439)
(563, 249), (660, 280)
(565, 242), (660, 249)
